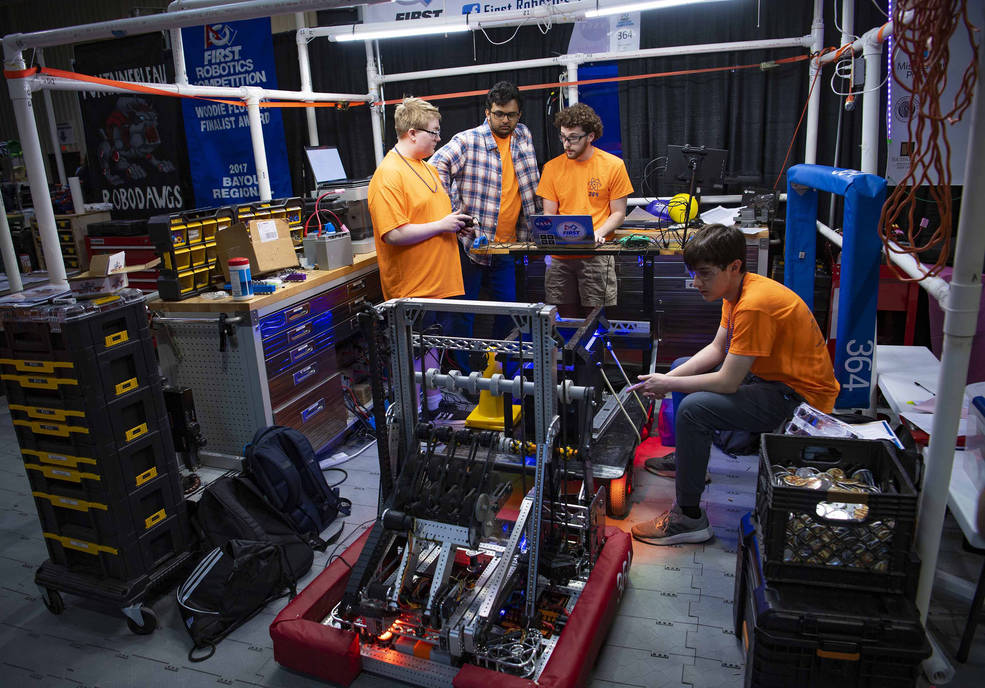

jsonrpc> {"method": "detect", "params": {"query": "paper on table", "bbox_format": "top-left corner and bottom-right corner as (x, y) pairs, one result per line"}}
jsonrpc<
(699, 205), (742, 225)
(625, 206), (660, 220)
(851, 420), (904, 448)
(901, 411), (968, 437)
(909, 396), (968, 417)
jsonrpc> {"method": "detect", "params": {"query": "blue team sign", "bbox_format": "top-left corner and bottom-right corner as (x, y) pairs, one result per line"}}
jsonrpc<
(180, 19), (291, 206)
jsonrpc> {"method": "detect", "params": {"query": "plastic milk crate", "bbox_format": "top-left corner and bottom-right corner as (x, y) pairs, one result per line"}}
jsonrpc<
(755, 434), (919, 596)
(734, 513), (930, 688)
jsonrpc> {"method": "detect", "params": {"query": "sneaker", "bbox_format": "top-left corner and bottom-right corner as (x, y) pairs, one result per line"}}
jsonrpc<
(431, 396), (473, 425)
(631, 504), (713, 546)
(643, 452), (711, 484)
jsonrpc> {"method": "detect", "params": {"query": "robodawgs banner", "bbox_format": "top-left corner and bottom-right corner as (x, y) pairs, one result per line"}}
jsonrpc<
(74, 33), (190, 219)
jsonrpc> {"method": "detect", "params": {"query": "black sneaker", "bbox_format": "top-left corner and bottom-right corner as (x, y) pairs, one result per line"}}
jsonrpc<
(643, 452), (711, 483)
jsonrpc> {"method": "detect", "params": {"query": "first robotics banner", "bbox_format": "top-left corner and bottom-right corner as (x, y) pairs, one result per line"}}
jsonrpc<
(362, 1), (640, 53)
(180, 18), (291, 206)
(74, 33), (191, 219)
(362, 0), (576, 23)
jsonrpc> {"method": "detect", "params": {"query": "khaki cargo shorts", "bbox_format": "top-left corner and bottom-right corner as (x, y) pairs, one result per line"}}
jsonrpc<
(544, 254), (618, 307)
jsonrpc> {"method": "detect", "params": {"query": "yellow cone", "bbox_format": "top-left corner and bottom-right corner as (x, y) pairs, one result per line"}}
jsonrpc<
(466, 352), (522, 430)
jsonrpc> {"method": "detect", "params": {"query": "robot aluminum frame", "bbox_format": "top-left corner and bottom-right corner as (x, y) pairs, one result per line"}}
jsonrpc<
(381, 297), (559, 621)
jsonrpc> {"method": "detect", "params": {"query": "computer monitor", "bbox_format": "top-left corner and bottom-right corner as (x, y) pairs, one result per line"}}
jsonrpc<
(304, 145), (347, 185)
(666, 145), (728, 193)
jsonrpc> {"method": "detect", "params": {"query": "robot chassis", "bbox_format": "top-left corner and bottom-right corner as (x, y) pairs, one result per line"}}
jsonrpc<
(330, 298), (629, 685)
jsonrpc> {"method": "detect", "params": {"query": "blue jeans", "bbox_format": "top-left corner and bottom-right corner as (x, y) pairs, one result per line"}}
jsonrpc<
(451, 243), (517, 372)
(675, 376), (802, 508)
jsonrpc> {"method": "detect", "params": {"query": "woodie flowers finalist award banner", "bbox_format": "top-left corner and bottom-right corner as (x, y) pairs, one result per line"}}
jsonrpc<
(180, 18), (292, 206)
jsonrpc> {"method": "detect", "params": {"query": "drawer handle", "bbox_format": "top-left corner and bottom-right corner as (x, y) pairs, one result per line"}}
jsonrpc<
(105, 330), (129, 348)
(348, 280), (364, 294)
(288, 323), (311, 342)
(44, 532), (118, 556)
(14, 419), (88, 437)
(125, 423), (148, 443)
(1, 358), (73, 373)
(293, 364), (317, 386)
(115, 377), (138, 396)
(135, 467), (158, 486)
(301, 398), (325, 423)
(286, 304), (309, 322)
(144, 509), (167, 529)
(291, 343), (314, 361)
(3, 373), (78, 390)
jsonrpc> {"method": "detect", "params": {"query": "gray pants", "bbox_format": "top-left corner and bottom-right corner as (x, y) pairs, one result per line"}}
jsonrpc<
(675, 377), (803, 508)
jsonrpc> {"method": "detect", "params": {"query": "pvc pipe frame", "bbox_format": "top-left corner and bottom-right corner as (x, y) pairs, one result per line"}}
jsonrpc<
(916, 39), (985, 626)
(5, 51), (67, 287)
(0, 192), (24, 293)
(37, 51), (66, 186)
(815, 220), (950, 307)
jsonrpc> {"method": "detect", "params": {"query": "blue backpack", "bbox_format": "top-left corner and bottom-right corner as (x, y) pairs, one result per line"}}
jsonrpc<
(244, 426), (351, 549)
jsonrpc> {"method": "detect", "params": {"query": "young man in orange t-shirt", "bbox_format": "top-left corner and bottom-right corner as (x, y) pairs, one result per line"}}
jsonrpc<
(537, 104), (634, 318)
(631, 224), (839, 545)
(368, 97), (473, 417)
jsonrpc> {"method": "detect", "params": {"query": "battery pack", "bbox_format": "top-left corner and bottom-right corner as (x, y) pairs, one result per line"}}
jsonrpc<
(303, 232), (354, 271)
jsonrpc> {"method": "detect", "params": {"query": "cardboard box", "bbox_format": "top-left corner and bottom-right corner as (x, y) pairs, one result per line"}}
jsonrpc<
(68, 251), (160, 298)
(215, 218), (298, 281)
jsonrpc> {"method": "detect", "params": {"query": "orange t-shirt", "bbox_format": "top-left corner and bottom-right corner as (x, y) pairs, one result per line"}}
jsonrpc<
(536, 147), (634, 259)
(722, 272), (840, 411)
(368, 150), (464, 300)
(494, 133), (521, 243)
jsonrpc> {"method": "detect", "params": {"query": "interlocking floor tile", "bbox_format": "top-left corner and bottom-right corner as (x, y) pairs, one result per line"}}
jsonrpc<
(593, 643), (691, 688)
(682, 655), (745, 688)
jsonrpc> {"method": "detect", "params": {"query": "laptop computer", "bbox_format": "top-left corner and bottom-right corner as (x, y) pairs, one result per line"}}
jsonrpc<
(528, 214), (597, 248)
(304, 145), (371, 191)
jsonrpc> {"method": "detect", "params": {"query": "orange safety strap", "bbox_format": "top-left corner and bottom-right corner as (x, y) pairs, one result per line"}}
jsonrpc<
(2, 66), (38, 79)
(373, 52), (810, 106)
(7, 52), (812, 111)
(39, 66), (247, 107)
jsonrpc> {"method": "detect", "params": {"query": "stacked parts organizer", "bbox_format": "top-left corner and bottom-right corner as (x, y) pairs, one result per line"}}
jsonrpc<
(0, 289), (192, 634)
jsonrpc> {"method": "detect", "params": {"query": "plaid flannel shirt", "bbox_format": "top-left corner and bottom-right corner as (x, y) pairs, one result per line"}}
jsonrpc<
(430, 121), (541, 265)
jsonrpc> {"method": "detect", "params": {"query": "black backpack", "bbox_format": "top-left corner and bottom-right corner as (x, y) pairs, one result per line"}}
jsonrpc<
(177, 538), (299, 662)
(244, 426), (351, 549)
(192, 474), (314, 580)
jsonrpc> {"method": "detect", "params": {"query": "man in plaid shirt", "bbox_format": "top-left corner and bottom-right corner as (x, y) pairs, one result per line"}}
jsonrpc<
(431, 82), (540, 367)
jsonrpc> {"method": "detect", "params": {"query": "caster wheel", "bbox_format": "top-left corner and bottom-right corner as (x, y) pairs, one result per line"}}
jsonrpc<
(607, 467), (634, 519)
(42, 588), (64, 615)
(126, 606), (158, 635)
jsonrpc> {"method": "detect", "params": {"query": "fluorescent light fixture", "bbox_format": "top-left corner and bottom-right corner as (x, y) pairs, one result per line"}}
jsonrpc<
(332, 23), (469, 42)
(586, 0), (729, 19)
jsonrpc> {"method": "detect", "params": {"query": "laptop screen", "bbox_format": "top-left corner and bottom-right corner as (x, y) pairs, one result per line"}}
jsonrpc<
(304, 146), (347, 184)
(528, 214), (596, 246)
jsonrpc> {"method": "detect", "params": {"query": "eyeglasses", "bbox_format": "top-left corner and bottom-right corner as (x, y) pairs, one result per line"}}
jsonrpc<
(489, 110), (521, 121)
(559, 133), (589, 145)
(687, 266), (721, 281)
(416, 128), (441, 138)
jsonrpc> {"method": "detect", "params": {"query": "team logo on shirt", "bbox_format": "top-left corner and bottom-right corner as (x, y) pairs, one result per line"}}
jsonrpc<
(588, 177), (602, 198)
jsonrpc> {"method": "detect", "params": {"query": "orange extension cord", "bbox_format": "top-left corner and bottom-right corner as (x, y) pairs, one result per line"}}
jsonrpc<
(879, 0), (979, 281)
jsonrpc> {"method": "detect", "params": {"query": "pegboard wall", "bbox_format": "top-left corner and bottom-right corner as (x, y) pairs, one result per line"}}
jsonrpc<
(156, 319), (268, 458)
